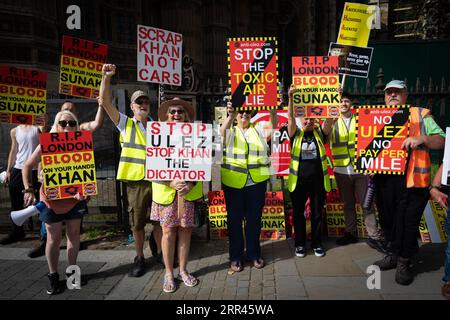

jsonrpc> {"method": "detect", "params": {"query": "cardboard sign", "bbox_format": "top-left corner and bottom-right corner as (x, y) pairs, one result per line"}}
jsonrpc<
(252, 110), (290, 176)
(59, 36), (108, 99)
(0, 65), (47, 125)
(208, 191), (286, 240)
(328, 42), (373, 78)
(137, 25), (183, 86)
(228, 37), (279, 110)
(354, 105), (410, 174)
(145, 122), (212, 181)
(292, 56), (340, 118)
(40, 131), (97, 200)
(420, 200), (448, 243)
(442, 127), (450, 186)
(337, 2), (376, 47)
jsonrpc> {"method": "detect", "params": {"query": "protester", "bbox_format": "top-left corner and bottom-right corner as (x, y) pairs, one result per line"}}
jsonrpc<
(429, 163), (450, 299)
(27, 99), (106, 259)
(220, 101), (277, 273)
(287, 84), (333, 258)
(330, 91), (385, 251)
(22, 111), (88, 295)
(373, 80), (445, 285)
(0, 125), (40, 245)
(150, 97), (203, 293)
(100, 63), (157, 277)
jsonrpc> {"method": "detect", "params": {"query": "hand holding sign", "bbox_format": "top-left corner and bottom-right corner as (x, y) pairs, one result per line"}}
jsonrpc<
(401, 136), (425, 151)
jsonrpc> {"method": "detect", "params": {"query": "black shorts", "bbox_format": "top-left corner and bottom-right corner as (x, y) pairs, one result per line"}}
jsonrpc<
(39, 201), (87, 224)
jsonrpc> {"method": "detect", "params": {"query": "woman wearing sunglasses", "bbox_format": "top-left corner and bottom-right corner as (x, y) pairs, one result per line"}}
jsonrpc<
(287, 85), (333, 258)
(150, 97), (203, 293)
(22, 110), (89, 295)
(220, 101), (277, 273)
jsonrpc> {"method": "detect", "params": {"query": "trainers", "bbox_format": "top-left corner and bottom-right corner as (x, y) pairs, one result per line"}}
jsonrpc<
(129, 256), (146, 277)
(28, 239), (46, 258)
(374, 254), (397, 271)
(395, 257), (414, 285)
(0, 229), (25, 245)
(442, 282), (450, 299)
(46, 272), (60, 295)
(295, 246), (306, 257)
(336, 232), (358, 246)
(366, 238), (387, 254)
(313, 247), (325, 257)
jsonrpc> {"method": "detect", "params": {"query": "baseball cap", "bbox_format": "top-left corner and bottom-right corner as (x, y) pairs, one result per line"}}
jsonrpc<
(130, 90), (149, 103)
(384, 80), (407, 91)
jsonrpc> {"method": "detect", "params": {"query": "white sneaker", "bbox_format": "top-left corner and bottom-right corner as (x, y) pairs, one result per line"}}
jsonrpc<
(313, 247), (325, 257)
(295, 246), (306, 257)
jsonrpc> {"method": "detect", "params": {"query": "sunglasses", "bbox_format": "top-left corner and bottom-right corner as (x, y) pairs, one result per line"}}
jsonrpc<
(238, 110), (253, 115)
(169, 109), (185, 115)
(58, 120), (77, 128)
(135, 99), (150, 105)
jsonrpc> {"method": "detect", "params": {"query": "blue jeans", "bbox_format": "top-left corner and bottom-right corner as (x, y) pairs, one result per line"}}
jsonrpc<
(444, 201), (450, 282)
(224, 182), (267, 262)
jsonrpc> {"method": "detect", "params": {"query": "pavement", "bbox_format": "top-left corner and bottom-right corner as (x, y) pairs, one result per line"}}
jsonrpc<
(0, 235), (448, 301)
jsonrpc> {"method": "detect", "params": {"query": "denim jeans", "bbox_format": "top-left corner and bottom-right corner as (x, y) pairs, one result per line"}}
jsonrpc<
(444, 201), (450, 282)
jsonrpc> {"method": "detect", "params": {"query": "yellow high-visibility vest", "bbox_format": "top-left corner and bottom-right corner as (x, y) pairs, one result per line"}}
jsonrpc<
(330, 116), (356, 167)
(288, 126), (331, 192)
(221, 124), (270, 189)
(152, 181), (203, 205)
(117, 117), (146, 181)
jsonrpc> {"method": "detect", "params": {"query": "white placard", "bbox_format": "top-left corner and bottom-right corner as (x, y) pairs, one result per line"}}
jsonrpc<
(137, 25), (182, 86)
(442, 127), (450, 186)
(145, 122), (212, 181)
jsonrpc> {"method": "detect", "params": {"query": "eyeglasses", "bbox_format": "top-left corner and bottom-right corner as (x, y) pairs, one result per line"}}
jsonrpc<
(58, 120), (77, 128)
(169, 109), (185, 115)
(135, 99), (150, 105)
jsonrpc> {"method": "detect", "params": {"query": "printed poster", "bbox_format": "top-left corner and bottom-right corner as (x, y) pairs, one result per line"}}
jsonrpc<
(337, 2), (376, 47)
(40, 131), (97, 200)
(354, 105), (410, 174)
(292, 56), (340, 118)
(0, 65), (47, 125)
(60, 36), (108, 99)
(228, 37), (279, 110)
(328, 42), (373, 78)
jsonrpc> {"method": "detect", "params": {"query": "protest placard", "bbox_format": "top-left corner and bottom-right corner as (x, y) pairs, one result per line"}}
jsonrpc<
(0, 65), (47, 125)
(59, 36), (108, 99)
(252, 110), (290, 176)
(354, 105), (410, 174)
(228, 37), (279, 110)
(137, 25), (183, 86)
(328, 42), (373, 78)
(40, 131), (97, 200)
(145, 122), (213, 181)
(442, 127), (450, 185)
(208, 191), (286, 240)
(420, 200), (448, 243)
(292, 56), (340, 118)
(326, 202), (375, 238)
(337, 2), (376, 47)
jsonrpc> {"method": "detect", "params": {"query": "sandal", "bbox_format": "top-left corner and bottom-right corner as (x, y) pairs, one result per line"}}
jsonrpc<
(163, 273), (177, 293)
(229, 261), (243, 273)
(179, 271), (199, 287)
(253, 258), (265, 269)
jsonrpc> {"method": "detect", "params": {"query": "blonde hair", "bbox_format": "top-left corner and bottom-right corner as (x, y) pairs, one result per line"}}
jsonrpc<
(50, 110), (80, 133)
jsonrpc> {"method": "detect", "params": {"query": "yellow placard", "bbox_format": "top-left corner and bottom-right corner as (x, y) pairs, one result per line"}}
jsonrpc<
(337, 2), (376, 47)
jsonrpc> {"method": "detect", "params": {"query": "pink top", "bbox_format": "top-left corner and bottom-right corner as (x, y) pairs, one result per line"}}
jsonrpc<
(40, 187), (79, 214)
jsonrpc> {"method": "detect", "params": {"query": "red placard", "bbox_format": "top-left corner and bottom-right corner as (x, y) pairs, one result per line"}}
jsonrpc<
(228, 37), (279, 110)
(0, 65), (47, 125)
(354, 105), (410, 174)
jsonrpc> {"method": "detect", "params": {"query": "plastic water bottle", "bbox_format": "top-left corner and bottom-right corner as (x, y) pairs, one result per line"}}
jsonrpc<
(362, 177), (375, 210)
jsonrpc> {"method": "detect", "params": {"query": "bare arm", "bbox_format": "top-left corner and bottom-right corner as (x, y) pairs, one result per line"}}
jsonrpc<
(22, 146), (42, 206)
(430, 164), (448, 209)
(262, 109), (278, 142)
(79, 99), (106, 132)
(220, 102), (237, 145)
(401, 134), (445, 151)
(100, 64), (120, 125)
(287, 85), (297, 139)
(321, 118), (334, 137)
(5, 128), (18, 184)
